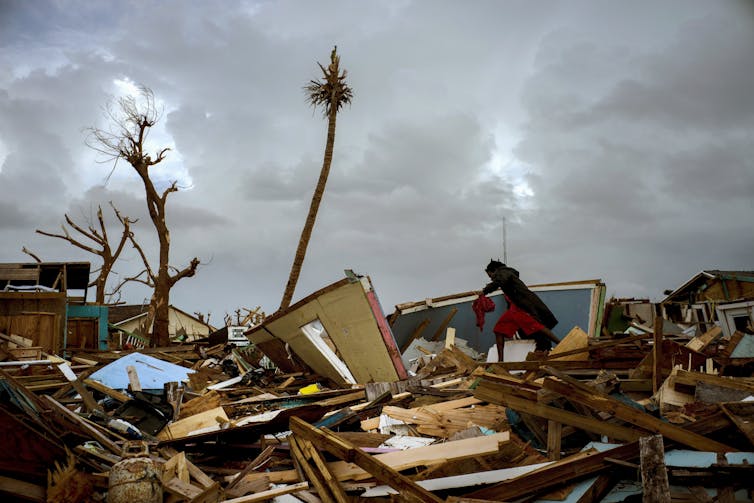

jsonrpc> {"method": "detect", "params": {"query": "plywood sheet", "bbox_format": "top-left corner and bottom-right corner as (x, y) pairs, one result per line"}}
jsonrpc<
(549, 326), (589, 361)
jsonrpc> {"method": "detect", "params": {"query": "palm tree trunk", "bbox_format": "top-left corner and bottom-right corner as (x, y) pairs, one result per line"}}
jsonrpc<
(280, 104), (339, 311)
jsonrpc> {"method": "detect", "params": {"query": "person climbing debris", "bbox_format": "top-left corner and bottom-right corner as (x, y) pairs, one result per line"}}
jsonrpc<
(481, 259), (559, 362)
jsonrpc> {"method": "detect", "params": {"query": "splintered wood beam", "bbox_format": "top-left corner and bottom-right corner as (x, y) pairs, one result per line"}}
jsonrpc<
(289, 436), (347, 503)
(465, 441), (640, 501)
(42, 395), (121, 455)
(547, 420), (562, 460)
(226, 445), (276, 490)
(640, 435), (670, 503)
(400, 318), (430, 352)
(300, 437), (349, 503)
(289, 417), (444, 503)
(541, 377), (736, 452)
(475, 386), (642, 442)
(83, 378), (131, 403)
(430, 307), (458, 341)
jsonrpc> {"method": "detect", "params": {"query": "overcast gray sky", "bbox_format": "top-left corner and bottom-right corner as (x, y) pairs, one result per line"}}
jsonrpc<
(1, 0), (752, 324)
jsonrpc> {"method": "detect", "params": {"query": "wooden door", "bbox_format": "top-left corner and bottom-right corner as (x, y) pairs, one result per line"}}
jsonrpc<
(67, 318), (98, 350)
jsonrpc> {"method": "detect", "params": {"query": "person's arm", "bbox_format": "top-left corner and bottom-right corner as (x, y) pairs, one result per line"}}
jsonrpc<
(482, 282), (498, 295)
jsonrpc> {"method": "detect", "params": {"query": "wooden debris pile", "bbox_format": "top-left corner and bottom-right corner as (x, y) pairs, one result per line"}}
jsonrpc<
(2, 318), (754, 502)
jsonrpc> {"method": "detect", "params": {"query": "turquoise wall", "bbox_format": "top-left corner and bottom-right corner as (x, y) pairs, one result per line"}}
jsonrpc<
(66, 304), (109, 350)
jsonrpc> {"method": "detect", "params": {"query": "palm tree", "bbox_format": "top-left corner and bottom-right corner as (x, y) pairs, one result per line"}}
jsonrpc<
(279, 46), (353, 311)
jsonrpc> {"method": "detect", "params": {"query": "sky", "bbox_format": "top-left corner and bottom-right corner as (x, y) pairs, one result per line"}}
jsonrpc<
(1, 0), (753, 327)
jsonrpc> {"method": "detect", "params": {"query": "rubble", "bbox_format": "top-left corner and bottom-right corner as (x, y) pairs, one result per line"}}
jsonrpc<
(2, 270), (754, 501)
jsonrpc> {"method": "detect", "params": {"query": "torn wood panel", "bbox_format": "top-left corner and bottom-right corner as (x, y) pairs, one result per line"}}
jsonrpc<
(548, 326), (590, 361)
(157, 406), (229, 441)
(686, 326), (722, 352)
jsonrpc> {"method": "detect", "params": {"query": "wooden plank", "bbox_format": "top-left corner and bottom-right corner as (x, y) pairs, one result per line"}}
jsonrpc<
(226, 445), (276, 490)
(548, 326), (589, 361)
(290, 436), (336, 502)
(686, 326), (722, 352)
(164, 477), (202, 499)
(444, 327), (456, 349)
(400, 319), (430, 352)
(543, 332), (651, 362)
(430, 307), (458, 342)
(542, 376), (736, 452)
(83, 378), (131, 403)
(720, 402), (754, 446)
(42, 395), (120, 455)
(290, 417), (444, 503)
(477, 382), (641, 442)
(299, 438), (349, 503)
(673, 369), (754, 393)
(547, 420), (562, 461)
(185, 457), (215, 489)
(157, 406), (229, 441)
(126, 365), (142, 392)
(0, 474), (45, 502)
(219, 481), (309, 503)
(640, 435), (670, 503)
(236, 430), (510, 485)
(466, 442), (640, 501)
(0, 268), (40, 281)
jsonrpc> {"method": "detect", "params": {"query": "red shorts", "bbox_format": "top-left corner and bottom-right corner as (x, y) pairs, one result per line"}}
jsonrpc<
(493, 302), (545, 339)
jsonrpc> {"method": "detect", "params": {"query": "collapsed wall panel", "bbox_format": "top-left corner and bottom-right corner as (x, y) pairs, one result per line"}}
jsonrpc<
(247, 274), (407, 386)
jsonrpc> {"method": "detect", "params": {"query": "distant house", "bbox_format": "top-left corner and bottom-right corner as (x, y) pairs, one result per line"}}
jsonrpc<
(0, 261), (108, 352)
(109, 304), (216, 347)
(661, 270), (754, 336)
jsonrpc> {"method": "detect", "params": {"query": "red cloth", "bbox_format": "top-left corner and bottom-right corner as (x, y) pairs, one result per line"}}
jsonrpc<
(472, 294), (496, 330)
(493, 298), (546, 339)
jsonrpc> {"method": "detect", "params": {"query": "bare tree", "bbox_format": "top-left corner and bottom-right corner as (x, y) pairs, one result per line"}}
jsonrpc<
(279, 46), (353, 311)
(88, 86), (200, 346)
(36, 203), (135, 304)
(21, 246), (42, 263)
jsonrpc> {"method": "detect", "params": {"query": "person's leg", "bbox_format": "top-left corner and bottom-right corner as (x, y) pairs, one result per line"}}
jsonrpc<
(530, 331), (552, 352)
(495, 333), (505, 362)
(539, 326), (560, 345)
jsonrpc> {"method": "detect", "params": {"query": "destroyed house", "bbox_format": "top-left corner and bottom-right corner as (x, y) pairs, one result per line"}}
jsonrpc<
(662, 270), (754, 335)
(5, 268), (754, 501)
(108, 304), (216, 348)
(0, 261), (108, 352)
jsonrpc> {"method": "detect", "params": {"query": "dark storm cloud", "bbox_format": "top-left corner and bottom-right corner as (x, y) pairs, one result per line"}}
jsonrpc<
(511, 3), (754, 298)
(1, 1), (751, 318)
